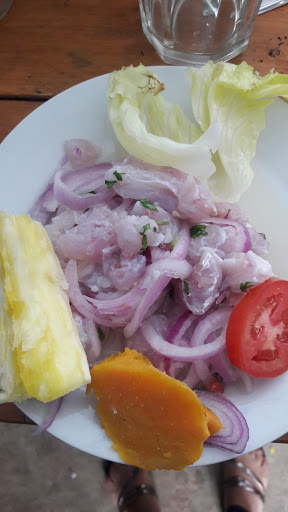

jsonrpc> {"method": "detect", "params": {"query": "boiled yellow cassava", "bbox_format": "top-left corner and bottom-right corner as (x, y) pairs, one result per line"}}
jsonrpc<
(0, 212), (90, 403)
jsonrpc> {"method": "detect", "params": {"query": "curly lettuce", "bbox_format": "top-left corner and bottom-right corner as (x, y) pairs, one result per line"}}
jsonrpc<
(108, 64), (221, 181)
(108, 63), (288, 202)
(188, 61), (288, 201)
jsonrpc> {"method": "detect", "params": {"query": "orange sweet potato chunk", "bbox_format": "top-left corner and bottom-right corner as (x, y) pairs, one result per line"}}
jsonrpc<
(88, 348), (222, 470)
(204, 407), (223, 436)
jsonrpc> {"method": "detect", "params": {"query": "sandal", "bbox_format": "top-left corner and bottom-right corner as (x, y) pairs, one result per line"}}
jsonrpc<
(102, 460), (159, 512)
(222, 448), (268, 512)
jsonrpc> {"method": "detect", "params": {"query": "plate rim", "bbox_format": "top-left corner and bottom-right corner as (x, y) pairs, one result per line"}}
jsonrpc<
(1, 65), (288, 465)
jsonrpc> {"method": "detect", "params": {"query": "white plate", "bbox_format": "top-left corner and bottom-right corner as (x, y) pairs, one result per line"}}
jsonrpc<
(1, 66), (288, 466)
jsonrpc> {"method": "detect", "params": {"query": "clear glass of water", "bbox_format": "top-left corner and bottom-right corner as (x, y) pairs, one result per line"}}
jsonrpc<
(139, 0), (262, 66)
(0, 0), (12, 20)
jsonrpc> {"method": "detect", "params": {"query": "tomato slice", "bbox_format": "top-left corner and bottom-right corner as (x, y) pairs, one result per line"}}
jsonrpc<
(226, 278), (288, 378)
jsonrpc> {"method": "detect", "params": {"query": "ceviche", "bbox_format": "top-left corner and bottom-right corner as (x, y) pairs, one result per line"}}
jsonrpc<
(1, 61), (288, 470)
(27, 137), (283, 466)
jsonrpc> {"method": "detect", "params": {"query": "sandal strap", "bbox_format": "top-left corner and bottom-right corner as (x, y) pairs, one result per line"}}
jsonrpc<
(224, 475), (265, 504)
(118, 483), (157, 511)
(231, 459), (265, 496)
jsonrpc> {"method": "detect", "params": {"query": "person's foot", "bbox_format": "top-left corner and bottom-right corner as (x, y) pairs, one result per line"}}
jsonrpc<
(223, 448), (268, 512)
(103, 461), (160, 512)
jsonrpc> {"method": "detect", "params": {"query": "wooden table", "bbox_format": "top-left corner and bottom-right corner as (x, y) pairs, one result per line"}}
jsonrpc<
(0, 0), (288, 444)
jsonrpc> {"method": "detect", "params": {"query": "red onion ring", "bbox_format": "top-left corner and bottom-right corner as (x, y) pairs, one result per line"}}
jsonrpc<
(190, 309), (232, 347)
(83, 318), (102, 361)
(203, 217), (252, 253)
(34, 397), (63, 436)
(124, 259), (192, 338)
(29, 183), (56, 224)
(65, 260), (127, 327)
(141, 321), (226, 361)
(183, 364), (200, 389)
(164, 311), (194, 375)
(196, 391), (249, 453)
(193, 359), (210, 382)
(209, 350), (238, 384)
(166, 310), (194, 344)
(124, 228), (192, 338)
(54, 164), (114, 210)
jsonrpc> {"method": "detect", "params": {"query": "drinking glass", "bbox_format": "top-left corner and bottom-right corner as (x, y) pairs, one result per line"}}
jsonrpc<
(0, 0), (12, 20)
(139, 0), (262, 65)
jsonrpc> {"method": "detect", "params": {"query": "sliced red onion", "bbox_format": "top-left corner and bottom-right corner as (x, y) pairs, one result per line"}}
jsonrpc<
(164, 312), (191, 376)
(59, 164), (111, 192)
(203, 217), (251, 253)
(124, 229), (191, 338)
(243, 228), (252, 253)
(64, 139), (100, 169)
(141, 320), (226, 361)
(124, 258), (192, 338)
(209, 350), (238, 384)
(170, 227), (191, 260)
(65, 260), (126, 327)
(190, 309), (231, 347)
(65, 260), (99, 321)
(164, 311), (194, 376)
(215, 290), (227, 305)
(54, 166), (114, 210)
(196, 391), (249, 453)
(143, 247), (152, 266)
(183, 364), (200, 389)
(83, 318), (102, 360)
(87, 287), (139, 316)
(193, 359), (211, 382)
(166, 360), (176, 378)
(29, 183), (56, 224)
(34, 397), (63, 436)
(166, 310), (193, 344)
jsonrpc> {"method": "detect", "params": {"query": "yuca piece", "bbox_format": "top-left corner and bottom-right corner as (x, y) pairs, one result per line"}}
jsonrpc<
(88, 348), (222, 470)
(0, 212), (90, 403)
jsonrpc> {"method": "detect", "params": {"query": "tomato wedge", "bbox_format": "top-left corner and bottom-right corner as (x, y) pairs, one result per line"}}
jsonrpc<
(226, 278), (288, 378)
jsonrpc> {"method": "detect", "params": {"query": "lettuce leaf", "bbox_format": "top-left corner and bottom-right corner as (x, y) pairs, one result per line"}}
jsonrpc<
(108, 63), (288, 202)
(108, 64), (221, 181)
(188, 61), (288, 201)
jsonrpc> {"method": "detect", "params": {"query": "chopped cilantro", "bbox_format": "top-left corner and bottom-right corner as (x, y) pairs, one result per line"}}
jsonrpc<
(139, 223), (150, 235)
(153, 227), (157, 233)
(141, 234), (148, 251)
(113, 170), (125, 181)
(240, 281), (253, 292)
(105, 180), (116, 190)
(139, 224), (150, 251)
(97, 327), (105, 342)
(183, 280), (190, 296)
(190, 225), (208, 238)
(139, 199), (159, 212)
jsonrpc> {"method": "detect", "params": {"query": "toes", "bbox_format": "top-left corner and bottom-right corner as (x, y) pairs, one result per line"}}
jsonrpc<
(254, 449), (263, 460)
(253, 448), (266, 467)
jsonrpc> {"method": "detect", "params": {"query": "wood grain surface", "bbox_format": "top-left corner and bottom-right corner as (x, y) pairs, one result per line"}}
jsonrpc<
(0, 0), (287, 100)
(0, 403), (34, 425)
(0, 100), (42, 141)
